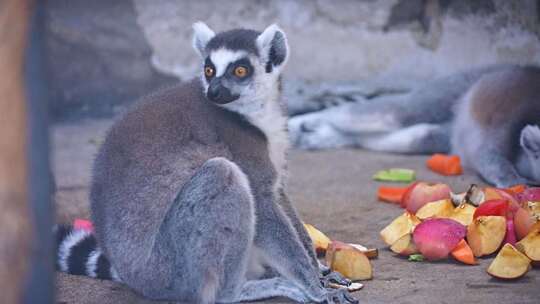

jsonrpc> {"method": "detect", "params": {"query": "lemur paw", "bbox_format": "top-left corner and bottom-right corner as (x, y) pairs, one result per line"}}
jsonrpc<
(289, 114), (347, 150)
(521, 125), (540, 157)
(322, 288), (358, 304)
(320, 271), (351, 287)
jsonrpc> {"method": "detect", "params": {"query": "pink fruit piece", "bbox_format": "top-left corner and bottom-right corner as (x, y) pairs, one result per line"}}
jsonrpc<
(73, 218), (94, 232)
(413, 218), (466, 261)
(520, 187), (540, 203)
(402, 182), (452, 213)
(505, 217), (517, 246)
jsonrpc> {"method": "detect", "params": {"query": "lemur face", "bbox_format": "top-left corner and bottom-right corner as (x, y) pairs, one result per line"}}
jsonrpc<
(192, 22), (289, 113)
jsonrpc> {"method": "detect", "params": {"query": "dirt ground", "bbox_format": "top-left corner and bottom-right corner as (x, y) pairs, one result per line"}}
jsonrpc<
(53, 119), (539, 304)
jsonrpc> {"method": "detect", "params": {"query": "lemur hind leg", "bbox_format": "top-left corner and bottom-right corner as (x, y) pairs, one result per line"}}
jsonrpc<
(126, 157), (256, 304)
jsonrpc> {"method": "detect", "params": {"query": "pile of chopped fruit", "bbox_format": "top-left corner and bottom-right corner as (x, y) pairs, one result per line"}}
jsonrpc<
(379, 183), (540, 279)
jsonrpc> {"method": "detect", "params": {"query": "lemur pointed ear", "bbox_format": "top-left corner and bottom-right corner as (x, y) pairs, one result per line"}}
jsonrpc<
(256, 24), (289, 73)
(192, 21), (215, 58)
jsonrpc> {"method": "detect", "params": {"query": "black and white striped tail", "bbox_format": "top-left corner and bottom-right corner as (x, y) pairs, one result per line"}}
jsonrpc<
(55, 225), (120, 282)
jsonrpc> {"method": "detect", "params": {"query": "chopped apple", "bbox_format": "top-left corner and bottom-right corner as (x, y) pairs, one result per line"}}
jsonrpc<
(303, 223), (332, 255)
(520, 187), (540, 203)
(467, 216), (506, 257)
(412, 218), (466, 260)
(401, 182), (452, 213)
(325, 241), (373, 281)
(415, 199), (454, 220)
(390, 233), (418, 256)
(484, 188), (520, 211)
(348, 243), (379, 259)
(449, 203), (476, 226)
(514, 202), (540, 240)
(473, 199), (509, 219)
(516, 224), (540, 262)
(487, 243), (531, 280)
(380, 212), (421, 246)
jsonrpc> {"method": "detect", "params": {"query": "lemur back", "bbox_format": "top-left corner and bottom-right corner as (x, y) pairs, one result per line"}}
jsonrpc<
(56, 23), (357, 304)
(290, 64), (540, 187)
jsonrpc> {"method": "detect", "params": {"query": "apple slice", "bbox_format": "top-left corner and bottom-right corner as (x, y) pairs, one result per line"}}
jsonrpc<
(390, 233), (419, 256)
(516, 224), (540, 262)
(303, 223), (332, 255)
(467, 216), (506, 257)
(348, 243), (379, 259)
(412, 218), (466, 260)
(473, 199), (509, 219)
(380, 212), (421, 246)
(487, 243), (531, 279)
(515, 203), (540, 240)
(449, 203), (476, 226)
(415, 199), (454, 220)
(325, 241), (372, 281)
(401, 182), (451, 213)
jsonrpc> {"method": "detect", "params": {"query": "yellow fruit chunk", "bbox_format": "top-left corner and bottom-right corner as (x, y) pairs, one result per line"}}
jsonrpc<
(415, 199), (454, 220)
(467, 216), (506, 257)
(380, 212), (421, 246)
(325, 241), (372, 281)
(516, 224), (540, 262)
(389, 233), (418, 256)
(449, 203), (476, 226)
(303, 223), (332, 254)
(487, 243), (531, 279)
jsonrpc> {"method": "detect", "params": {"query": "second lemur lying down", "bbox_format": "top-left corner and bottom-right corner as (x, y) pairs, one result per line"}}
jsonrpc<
(289, 65), (540, 188)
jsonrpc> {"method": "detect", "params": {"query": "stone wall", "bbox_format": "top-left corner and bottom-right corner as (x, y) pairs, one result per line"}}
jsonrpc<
(45, 0), (540, 119)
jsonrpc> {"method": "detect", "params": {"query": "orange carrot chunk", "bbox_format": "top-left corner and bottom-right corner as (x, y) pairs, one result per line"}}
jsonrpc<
(506, 184), (526, 195)
(426, 154), (463, 176)
(377, 186), (409, 205)
(451, 239), (476, 265)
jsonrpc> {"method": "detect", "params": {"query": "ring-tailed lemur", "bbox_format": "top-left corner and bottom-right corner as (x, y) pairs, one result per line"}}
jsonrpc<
(55, 23), (357, 304)
(289, 64), (540, 188)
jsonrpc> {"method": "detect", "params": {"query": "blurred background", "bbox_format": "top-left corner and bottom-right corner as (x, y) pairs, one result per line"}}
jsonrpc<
(46, 0), (540, 120)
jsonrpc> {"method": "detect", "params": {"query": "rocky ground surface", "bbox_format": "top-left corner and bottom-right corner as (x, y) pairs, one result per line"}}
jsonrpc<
(53, 118), (539, 304)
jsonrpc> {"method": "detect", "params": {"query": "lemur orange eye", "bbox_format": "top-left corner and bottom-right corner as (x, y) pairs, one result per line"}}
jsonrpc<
(234, 66), (248, 78)
(204, 66), (214, 77)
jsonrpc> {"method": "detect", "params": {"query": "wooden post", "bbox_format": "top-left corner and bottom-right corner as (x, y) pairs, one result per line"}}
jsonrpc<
(0, 0), (34, 303)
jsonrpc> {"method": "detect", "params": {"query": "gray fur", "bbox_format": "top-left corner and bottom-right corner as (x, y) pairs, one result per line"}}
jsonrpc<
(290, 64), (540, 187)
(91, 23), (356, 304)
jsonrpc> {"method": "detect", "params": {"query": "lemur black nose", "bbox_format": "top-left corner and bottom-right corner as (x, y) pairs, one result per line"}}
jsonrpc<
(207, 79), (239, 104)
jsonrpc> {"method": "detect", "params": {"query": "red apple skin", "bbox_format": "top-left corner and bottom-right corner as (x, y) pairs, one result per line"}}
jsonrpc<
(514, 207), (538, 240)
(403, 182), (452, 213)
(400, 182), (419, 208)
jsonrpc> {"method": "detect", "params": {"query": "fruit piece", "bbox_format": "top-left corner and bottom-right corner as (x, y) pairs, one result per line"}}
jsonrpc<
(484, 188), (520, 210)
(514, 205), (540, 240)
(373, 168), (416, 182)
(380, 212), (421, 246)
(401, 182), (452, 213)
(73, 218), (94, 232)
(408, 254), (424, 262)
(505, 217), (517, 246)
(520, 187), (540, 203)
(415, 199), (455, 220)
(390, 234), (418, 256)
(412, 218), (466, 261)
(467, 216), (506, 257)
(426, 154), (463, 176)
(303, 223), (332, 255)
(450, 184), (485, 207)
(377, 186), (409, 204)
(515, 224), (540, 261)
(348, 243), (378, 259)
(325, 241), (372, 281)
(506, 184), (526, 195)
(449, 203), (477, 226)
(487, 243), (531, 279)
(473, 199), (509, 219)
(451, 239), (476, 265)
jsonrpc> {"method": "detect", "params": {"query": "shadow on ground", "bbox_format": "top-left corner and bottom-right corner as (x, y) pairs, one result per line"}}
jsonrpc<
(53, 119), (538, 304)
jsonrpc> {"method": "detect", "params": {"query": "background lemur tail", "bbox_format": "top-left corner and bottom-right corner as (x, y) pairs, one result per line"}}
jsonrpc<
(54, 225), (120, 282)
